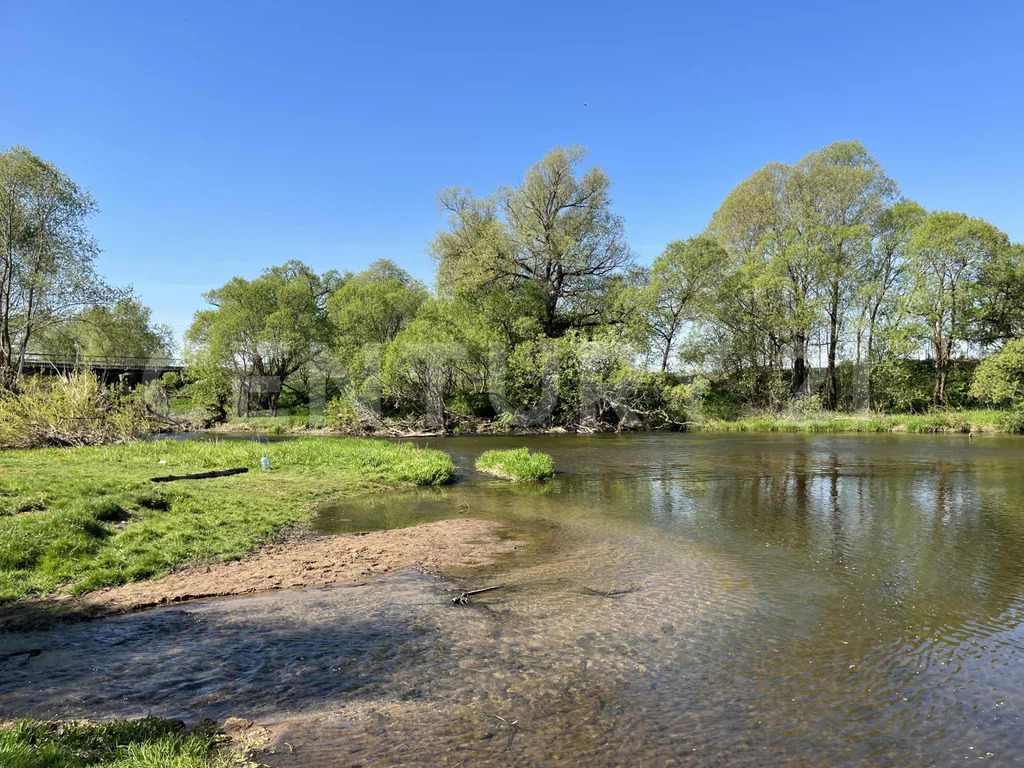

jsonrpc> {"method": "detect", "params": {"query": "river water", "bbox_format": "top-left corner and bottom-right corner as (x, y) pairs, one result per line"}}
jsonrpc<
(2, 433), (1023, 766)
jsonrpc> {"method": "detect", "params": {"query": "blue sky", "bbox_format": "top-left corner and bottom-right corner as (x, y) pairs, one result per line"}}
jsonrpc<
(3, 1), (1022, 344)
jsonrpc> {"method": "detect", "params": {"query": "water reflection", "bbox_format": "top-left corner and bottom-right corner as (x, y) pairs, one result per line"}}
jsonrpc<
(3, 433), (1024, 766)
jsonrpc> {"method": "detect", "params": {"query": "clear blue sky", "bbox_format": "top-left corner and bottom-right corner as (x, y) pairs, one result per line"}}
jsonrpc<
(3, 1), (1022, 344)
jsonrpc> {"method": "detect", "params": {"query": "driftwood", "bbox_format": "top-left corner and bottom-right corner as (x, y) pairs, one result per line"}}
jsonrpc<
(581, 585), (642, 598)
(451, 585), (505, 605)
(151, 467), (249, 483)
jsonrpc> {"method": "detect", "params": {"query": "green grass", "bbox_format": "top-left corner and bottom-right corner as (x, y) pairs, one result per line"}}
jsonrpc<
(0, 437), (454, 603)
(0, 718), (245, 768)
(476, 447), (555, 481)
(693, 409), (1016, 434)
(218, 414), (328, 433)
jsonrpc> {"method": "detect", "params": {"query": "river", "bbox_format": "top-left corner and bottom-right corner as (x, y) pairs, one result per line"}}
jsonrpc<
(2, 433), (1023, 766)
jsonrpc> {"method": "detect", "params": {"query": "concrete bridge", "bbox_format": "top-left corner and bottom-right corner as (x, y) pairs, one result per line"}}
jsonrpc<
(21, 354), (185, 387)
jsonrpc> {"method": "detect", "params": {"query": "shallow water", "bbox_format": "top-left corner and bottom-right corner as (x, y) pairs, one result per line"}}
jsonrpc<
(3, 433), (1024, 766)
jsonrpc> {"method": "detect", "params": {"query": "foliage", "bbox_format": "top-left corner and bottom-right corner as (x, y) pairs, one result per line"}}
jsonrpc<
(476, 447), (555, 480)
(0, 437), (454, 602)
(0, 146), (124, 390)
(706, 141), (898, 405)
(997, 408), (1024, 434)
(119, 141), (1024, 432)
(904, 211), (1010, 404)
(329, 259), (426, 356)
(0, 372), (156, 449)
(432, 145), (632, 337)
(186, 260), (340, 416)
(382, 298), (493, 428)
(970, 339), (1024, 407)
(0, 717), (240, 768)
(33, 299), (175, 361)
(645, 235), (725, 371)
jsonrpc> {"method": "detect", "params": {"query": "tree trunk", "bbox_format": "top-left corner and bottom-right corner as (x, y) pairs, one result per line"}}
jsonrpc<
(824, 281), (840, 411)
(792, 334), (807, 396)
(933, 337), (947, 407)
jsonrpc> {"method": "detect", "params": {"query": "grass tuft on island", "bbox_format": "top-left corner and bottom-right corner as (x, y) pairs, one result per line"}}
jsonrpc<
(0, 437), (454, 604)
(476, 447), (555, 481)
(0, 717), (241, 768)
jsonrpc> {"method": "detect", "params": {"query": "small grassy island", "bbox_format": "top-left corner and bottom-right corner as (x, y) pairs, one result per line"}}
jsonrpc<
(476, 447), (555, 481)
(0, 438), (454, 604)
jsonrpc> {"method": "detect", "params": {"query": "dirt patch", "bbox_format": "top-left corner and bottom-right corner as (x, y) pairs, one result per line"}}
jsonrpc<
(0, 518), (520, 631)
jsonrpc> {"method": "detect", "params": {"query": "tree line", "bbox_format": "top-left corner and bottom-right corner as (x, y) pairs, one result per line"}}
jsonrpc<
(5, 142), (1024, 432)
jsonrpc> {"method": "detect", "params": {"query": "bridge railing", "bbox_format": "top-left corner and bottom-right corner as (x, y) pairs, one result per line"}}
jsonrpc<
(22, 354), (185, 370)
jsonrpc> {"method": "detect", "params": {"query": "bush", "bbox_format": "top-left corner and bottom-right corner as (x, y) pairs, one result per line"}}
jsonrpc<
(446, 391), (494, 419)
(998, 408), (1024, 434)
(476, 447), (554, 481)
(971, 339), (1024, 407)
(869, 359), (979, 411)
(0, 373), (154, 450)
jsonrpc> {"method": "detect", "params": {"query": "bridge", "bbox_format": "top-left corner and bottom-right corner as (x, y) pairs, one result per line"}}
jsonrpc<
(21, 354), (186, 387)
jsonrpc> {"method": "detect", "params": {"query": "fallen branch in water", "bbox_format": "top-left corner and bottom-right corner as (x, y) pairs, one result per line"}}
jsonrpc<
(451, 585), (505, 605)
(581, 585), (642, 598)
(150, 467), (249, 483)
(484, 712), (519, 750)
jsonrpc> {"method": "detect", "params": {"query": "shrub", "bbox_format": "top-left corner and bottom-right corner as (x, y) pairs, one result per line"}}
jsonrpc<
(0, 373), (154, 449)
(971, 339), (1024, 407)
(476, 447), (554, 481)
(998, 408), (1024, 434)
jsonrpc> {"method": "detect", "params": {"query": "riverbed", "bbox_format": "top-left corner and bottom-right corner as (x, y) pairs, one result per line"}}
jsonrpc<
(2, 433), (1023, 766)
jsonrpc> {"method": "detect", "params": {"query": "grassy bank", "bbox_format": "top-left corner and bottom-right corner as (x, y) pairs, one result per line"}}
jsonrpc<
(211, 413), (328, 433)
(476, 448), (555, 480)
(204, 408), (1024, 437)
(0, 718), (245, 768)
(0, 438), (454, 603)
(692, 408), (1020, 434)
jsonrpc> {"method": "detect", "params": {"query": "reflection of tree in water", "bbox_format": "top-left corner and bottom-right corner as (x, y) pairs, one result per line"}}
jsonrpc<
(639, 438), (1024, 640)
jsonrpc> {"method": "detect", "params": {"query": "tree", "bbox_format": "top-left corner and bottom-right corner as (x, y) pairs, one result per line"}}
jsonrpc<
(382, 299), (492, 428)
(706, 141), (899, 409)
(905, 212), (1010, 405)
(977, 243), (1024, 346)
(328, 259), (427, 356)
(857, 199), (927, 366)
(707, 162), (812, 394)
(646, 235), (724, 371)
(0, 146), (120, 389)
(432, 145), (632, 337)
(186, 261), (340, 415)
(791, 141), (897, 408)
(35, 298), (175, 361)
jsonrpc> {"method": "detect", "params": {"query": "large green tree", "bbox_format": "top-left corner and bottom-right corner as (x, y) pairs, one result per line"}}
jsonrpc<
(791, 141), (897, 408)
(186, 261), (340, 415)
(645, 235), (725, 371)
(0, 146), (120, 389)
(905, 212), (1010, 405)
(328, 259), (427, 359)
(708, 162), (813, 393)
(432, 145), (632, 337)
(707, 141), (897, 407)
(857, 199), (927, 365)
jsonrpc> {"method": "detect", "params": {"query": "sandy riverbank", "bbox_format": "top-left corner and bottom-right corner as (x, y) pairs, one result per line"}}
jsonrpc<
(0, 518), (519, 631)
